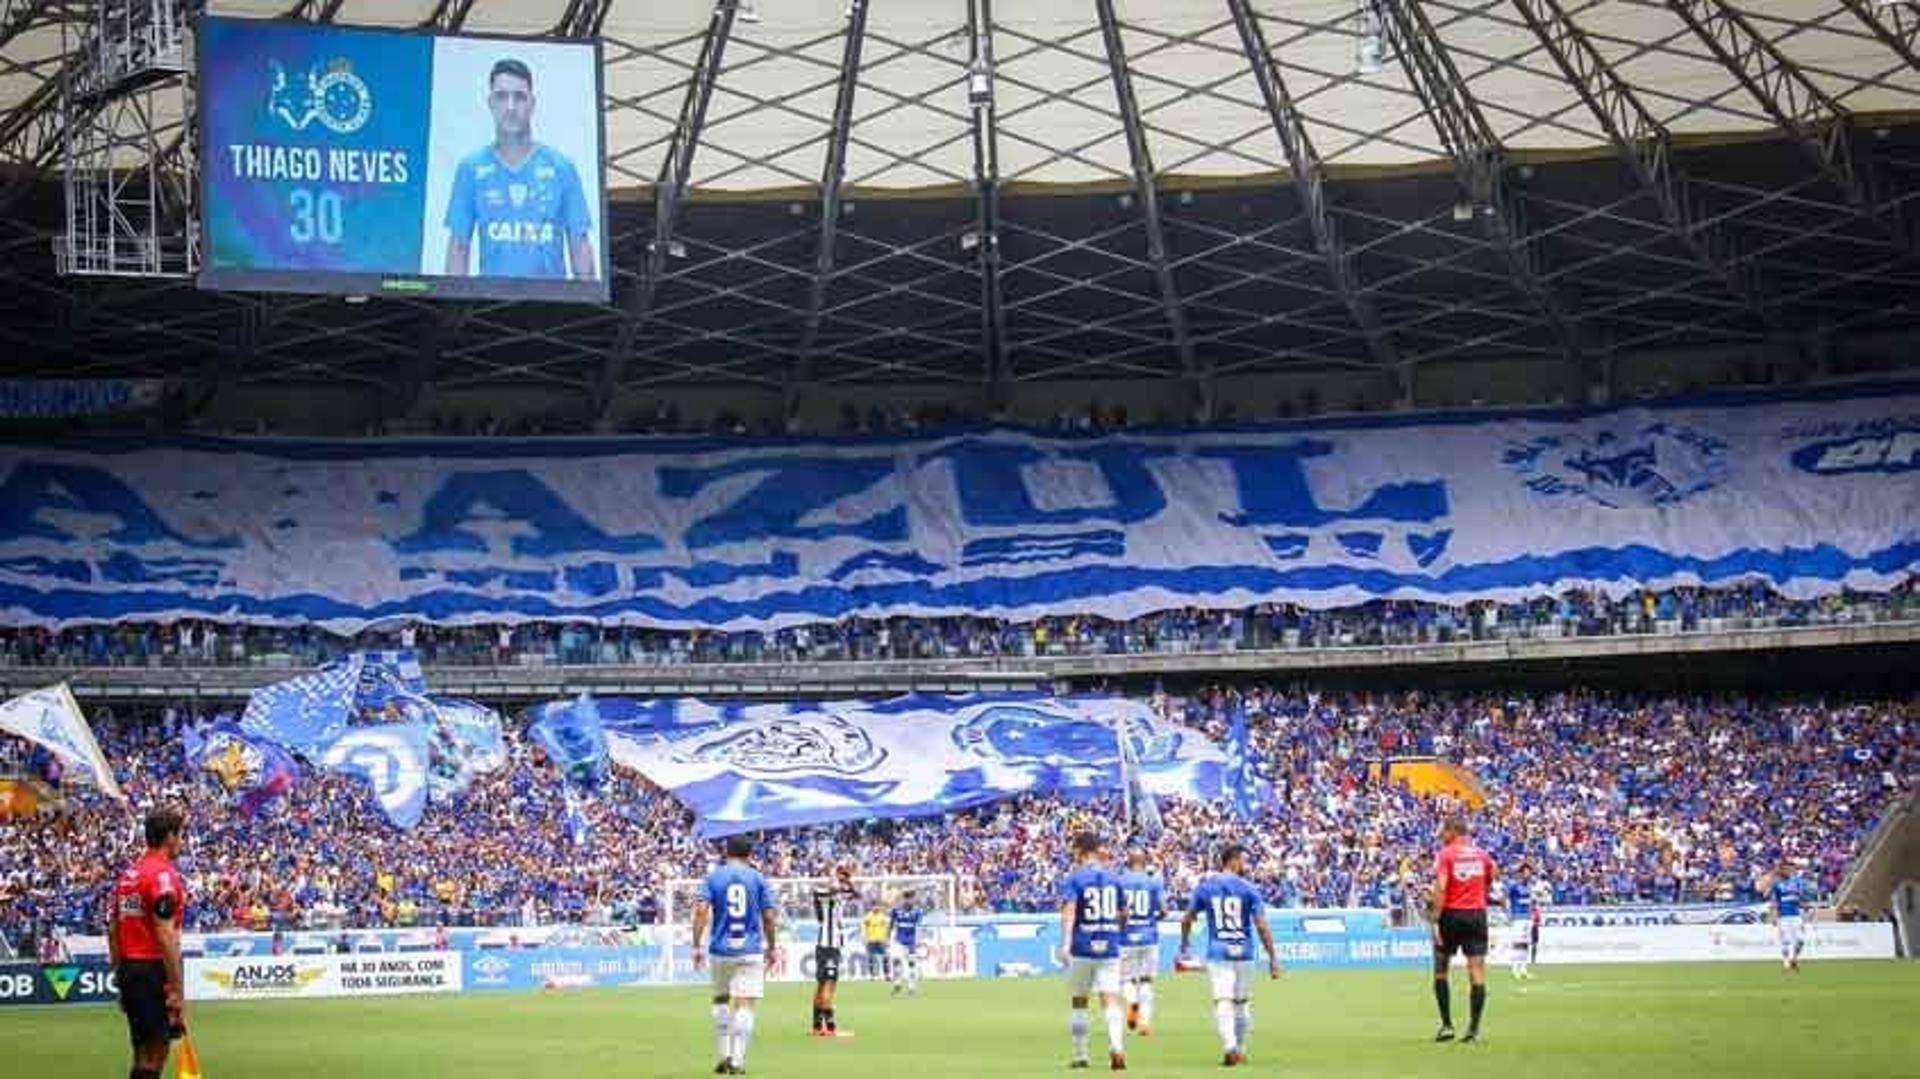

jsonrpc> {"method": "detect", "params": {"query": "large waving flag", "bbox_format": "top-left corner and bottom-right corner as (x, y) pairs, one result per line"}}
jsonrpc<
(0, 683), (123, 800)
(529, 694), (610, 790)
(354, 649), (425, 714)
(184, 720), (297, 817)
(1224, 698), (1262, 821)
(319, 719), (430, 828)
(606, 693), (1226, 837)
(239, 657), (362, 754)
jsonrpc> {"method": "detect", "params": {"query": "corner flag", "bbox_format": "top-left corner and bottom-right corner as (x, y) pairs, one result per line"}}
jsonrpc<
(175, 1034), (204, 1079)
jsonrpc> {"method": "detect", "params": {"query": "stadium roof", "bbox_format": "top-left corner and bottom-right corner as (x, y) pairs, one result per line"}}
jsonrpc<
(1, 0), (1918, 417)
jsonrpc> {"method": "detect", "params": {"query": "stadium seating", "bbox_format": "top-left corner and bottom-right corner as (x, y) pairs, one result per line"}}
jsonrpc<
(2, 686), (1910, 953)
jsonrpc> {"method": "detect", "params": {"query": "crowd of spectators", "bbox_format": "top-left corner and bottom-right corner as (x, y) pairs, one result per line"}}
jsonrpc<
(2, 580), (1913, 672)
(2, 685), (1911, 953)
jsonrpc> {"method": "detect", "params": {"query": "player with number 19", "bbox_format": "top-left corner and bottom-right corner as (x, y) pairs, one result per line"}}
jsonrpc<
(693, 836), (779, 1076)
(1179, 844), (1281, 1068)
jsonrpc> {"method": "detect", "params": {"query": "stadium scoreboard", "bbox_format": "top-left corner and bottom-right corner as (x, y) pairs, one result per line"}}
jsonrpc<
(197, 16), (608, 304)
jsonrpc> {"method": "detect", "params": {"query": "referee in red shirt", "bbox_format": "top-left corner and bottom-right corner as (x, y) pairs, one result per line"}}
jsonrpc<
(110, 806), (188, 1079)
(1429, 817), (1497, 1043)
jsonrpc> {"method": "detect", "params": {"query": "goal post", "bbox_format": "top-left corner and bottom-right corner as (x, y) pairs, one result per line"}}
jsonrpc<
(661, 873), (963, 984)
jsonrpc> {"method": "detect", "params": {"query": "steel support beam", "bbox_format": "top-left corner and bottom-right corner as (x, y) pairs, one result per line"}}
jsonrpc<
(1838, 0), (1920, 78)
(552, 0), (611, 40)
(1511, 0), (1776, 332)
(1092, 0), (1207, 417)
(597, 1), (739, 421)
(787, 0), (871, 420)
(1226, 0), (1403, 381)
(1668, 0), (1901, 246)
(281, 0), (344, 22)
(968, 0), (1012, 409)
(423, 0), (479, 31)
(1376, 0), (1585, 373)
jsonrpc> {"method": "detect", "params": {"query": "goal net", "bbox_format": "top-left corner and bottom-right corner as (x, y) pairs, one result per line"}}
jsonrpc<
(660, 873), (965, 984)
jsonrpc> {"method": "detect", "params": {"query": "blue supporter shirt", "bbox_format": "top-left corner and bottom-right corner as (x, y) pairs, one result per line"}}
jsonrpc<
(890, 905), (924, 948)
(1189, 872), (1264, 962)
(1119, 870), (1166, 947)
(703, 863), (775, 958)
(1771, 877), (1804, 919)
(1060, 863), (1126, 960)
(444, 143), (591, 279)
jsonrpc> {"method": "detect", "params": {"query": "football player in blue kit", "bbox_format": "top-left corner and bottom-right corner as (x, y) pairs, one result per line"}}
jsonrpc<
(443, 58), (596, 281)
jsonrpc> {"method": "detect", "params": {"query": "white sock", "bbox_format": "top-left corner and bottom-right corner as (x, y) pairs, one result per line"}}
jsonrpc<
(1233, 1002), (1252, 1052)
(1122, 981), (1138, 1008)
(1070, 1008), (1090, 1060)
(1104, 1002), (1125, 1054)
(730, 1008), (757, 1066)
(712, 1004), (732, 1062)
(1214, 1000), (1236, 1052)
(908, 959), (921, 991)
(1138, 982), (1155, 1027)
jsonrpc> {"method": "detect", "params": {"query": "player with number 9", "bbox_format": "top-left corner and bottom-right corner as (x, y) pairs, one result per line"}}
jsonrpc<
(692, 836), (779, 1076)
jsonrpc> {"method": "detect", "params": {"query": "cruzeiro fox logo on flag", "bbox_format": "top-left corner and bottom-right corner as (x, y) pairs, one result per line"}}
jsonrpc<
(1502, 421), (1730, 509)
(673, 716), (884, 776)
(268, 57), (371, 135)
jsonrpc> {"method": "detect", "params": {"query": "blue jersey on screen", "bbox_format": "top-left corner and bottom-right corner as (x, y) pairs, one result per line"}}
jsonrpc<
(445, 143), (590, 279)
(1771, 877), (1804, 919)
(1060, 864), (1126, 959)
(704, 863), (775, 957)
(1189, 872), (1264, 962)
(1119, 871), (1166, 947)
(890, 905), (924, 948)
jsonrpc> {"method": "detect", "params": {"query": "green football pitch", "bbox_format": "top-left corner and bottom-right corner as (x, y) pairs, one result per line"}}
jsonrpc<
(5, 962), (1917, 1078)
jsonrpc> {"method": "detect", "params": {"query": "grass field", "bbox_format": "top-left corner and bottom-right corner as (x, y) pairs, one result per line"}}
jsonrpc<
(4, 962), (1917, 1078)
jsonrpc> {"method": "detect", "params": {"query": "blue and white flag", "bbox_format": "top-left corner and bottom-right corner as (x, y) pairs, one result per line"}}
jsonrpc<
(604, 693), (1226, 836)
(240, 657), (362, 755)
(0, 386), (1912, 631)
(319, 720), (430, 829)
(529, 694), (610, 790)
(430, 697), (507, 773)
(353, 649), (425, 714)
(0, 683), (123, 800)
(1224, 698), (1261, 821)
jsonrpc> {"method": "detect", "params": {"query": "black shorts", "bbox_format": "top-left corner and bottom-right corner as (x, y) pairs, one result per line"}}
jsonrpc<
(117, 960), (174, 1047)
(1436, 910), (1489, 958)
(815, 946), (842, 984)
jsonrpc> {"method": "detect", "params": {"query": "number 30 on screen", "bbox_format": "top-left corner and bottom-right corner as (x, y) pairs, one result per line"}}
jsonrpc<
(288, 187), (344, 245)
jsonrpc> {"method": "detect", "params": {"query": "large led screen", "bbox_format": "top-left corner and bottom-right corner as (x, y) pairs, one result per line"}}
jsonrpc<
(198, 17), (608, 303)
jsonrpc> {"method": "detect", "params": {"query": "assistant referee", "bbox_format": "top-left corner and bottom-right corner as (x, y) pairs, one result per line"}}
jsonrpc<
(1428, 816), (1497, 1044)
(110, 806), (189, 1079)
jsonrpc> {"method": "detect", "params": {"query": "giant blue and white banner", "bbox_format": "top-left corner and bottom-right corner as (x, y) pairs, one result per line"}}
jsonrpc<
(603, 693), (1229, 835)
(0, 385), (1914, 630)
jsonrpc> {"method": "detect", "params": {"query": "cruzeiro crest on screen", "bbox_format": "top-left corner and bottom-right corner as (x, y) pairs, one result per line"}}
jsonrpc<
(1502, 420), (1730, 509)
(268, 57), (372, 136)
(670, 715), (884, 777)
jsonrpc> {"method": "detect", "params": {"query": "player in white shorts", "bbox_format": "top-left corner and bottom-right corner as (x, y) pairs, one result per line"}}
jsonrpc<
(1179, 845), (1282, 1068)
(1060, 832), (1130, 1070)
(693, 836), (780, 1075)
(1117, 850), (1166, 1036)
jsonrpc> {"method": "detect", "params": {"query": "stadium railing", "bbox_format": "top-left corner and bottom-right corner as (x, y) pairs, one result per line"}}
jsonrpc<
(3, 613), (1916, 702)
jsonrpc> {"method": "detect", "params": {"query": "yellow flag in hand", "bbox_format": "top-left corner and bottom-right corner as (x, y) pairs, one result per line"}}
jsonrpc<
(175, 1035), (204, 1079)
